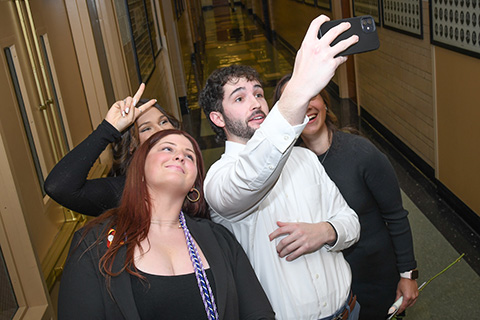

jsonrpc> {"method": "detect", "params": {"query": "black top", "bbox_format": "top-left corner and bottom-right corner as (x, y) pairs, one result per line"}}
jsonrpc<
(44, 120), (125, 216)
(319, 131), (417, 320)
(131, 269), (215, 320)
(58, 215), (275, 320)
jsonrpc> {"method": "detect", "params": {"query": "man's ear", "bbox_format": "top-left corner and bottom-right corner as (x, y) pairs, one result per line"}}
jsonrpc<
(209, 111), (225, 128)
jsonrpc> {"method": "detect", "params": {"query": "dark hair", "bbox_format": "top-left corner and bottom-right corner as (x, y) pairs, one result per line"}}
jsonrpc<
(83, 129), (208, 286)
(109, 99), (180, 177)
(199, 64), (262, 142)
(272, 74), (339, 137)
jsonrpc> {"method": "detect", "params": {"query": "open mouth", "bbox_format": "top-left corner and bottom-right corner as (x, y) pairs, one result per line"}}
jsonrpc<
(307, 114), (317, 122)
(248, 111), (266, 123)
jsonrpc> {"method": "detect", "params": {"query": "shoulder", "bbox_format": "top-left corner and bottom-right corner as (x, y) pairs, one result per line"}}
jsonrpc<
(334, 131), (383, 159)
(187, 216), (238, 244)
(292, 146), (321, 162)
(74, 217), (115, 247)
(187, 216), (232, 235)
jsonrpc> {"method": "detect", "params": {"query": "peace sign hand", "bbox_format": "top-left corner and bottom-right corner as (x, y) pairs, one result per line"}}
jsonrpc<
(105, 83), (157, 132)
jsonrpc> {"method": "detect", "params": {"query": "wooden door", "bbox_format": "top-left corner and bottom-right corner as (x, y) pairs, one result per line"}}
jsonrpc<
(0, 0), (94, 317)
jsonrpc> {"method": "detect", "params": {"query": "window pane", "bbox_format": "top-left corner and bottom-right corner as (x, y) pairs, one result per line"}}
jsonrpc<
(0, 245), (18, 319)
(4, 47), (45, 194)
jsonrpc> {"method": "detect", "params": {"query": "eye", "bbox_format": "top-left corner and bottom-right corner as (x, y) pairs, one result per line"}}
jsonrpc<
(186, 154), (195, 161)
(140, 126), (151, 133)
(160, 119), (169, 126)
(234, 96), (243, 102)
(161, 146), (173, 152)
(255, 93), (264, 98)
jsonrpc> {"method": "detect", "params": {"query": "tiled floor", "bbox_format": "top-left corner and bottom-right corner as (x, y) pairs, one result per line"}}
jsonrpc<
(182, 4), (479, 319)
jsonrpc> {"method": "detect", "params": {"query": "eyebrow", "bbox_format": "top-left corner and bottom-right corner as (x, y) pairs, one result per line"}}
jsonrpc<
(138, 115), (167, 128)
(138, 121), (151, 128)
(228, 83), (263, 98)
(229, 86), (245, 98)
(160, 141), (195, 155)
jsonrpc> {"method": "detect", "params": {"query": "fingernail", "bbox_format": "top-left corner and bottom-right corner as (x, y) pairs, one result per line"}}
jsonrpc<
(133, 99), (137, 107)
(125, 107), (130, 114)
(122, 110), (125, 117)
(154, 99), (157, 103)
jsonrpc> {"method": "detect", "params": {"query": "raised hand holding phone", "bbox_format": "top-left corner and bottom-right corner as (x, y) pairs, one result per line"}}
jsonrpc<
(318, 15), (380, 56)
(280, 15), (359, 125)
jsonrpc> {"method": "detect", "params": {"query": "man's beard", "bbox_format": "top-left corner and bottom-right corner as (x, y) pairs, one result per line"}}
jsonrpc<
(223, 111), (265, 141)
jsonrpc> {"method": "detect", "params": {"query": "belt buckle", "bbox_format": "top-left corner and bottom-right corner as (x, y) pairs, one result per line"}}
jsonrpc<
(332, 314), (343, 320)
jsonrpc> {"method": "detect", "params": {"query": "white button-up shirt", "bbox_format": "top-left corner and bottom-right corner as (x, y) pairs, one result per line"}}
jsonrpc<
(204, 105), (360, 319)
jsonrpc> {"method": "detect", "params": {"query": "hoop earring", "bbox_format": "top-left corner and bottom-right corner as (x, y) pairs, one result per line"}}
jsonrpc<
(187, 187), (200, 202)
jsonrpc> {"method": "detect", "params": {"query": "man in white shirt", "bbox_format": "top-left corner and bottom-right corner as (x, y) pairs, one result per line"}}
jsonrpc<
(199, 16), (361, 320)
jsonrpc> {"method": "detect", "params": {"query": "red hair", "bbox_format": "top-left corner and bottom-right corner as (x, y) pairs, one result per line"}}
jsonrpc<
(82, 129), (209, 285)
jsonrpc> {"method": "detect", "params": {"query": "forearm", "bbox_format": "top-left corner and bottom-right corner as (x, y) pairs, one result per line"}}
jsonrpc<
(387, 217), (417, 271)
(44, 120), (121, 214)
(205, 106), (306, 220)
(367, 150), (417, 270)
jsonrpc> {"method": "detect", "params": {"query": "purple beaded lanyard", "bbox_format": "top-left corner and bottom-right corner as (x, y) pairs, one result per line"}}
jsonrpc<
(179, 212), (218, 320)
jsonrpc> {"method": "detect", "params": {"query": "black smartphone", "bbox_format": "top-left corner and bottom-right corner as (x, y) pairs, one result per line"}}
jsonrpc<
(318, 15), (380, 56)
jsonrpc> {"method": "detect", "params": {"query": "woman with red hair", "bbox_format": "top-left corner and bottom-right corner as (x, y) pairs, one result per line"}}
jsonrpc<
(58, 129), (274, 320)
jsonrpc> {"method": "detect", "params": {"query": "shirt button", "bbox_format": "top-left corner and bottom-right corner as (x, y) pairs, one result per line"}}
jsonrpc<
(284, 135), (289, 140)
(268, 165), (274, 170)
(315, 274), (319, 279)
(323, 302), (327, 307)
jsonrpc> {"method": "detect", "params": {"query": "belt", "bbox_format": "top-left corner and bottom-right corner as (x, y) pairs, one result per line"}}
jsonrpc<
(332, 291), (357, 320)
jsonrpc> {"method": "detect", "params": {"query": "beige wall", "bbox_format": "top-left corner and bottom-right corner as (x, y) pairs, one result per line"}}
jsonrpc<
(356, 1), (435, 167)
(143, 50), (182, 121)
(268, 1), (479, 216)
(435, 47), (480, 215)
(160, 0), (188, 99)
(269, 0), (329, 50)
(268, 0), (353, 91)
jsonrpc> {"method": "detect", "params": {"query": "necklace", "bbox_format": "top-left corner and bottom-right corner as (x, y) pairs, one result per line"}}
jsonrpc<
(320, 136), (332, 164)
(321, 147), (330, 164)
(179, 212), (218, 320)
(150, 220), (181, 228)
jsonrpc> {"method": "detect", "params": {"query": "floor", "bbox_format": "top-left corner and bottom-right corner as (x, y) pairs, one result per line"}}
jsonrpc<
(182, 4), (480, 319)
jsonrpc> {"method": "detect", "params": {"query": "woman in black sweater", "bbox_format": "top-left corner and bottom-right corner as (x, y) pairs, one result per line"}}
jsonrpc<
(44, 84), (179, 216)
(273, 75), (418, 319)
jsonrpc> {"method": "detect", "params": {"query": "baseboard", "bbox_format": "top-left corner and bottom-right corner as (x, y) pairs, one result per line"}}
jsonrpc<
(252, 13), (265, 30)
(271, 31), (297, 57)
(360, 107), (435, 180)
(360, 107), (479, 236)
(436, 180), (480, 236)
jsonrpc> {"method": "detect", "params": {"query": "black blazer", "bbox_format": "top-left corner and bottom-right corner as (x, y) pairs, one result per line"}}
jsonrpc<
(58, 215), (274, 320)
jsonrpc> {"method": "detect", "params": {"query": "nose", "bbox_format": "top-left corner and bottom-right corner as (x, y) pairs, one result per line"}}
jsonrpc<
(250, 95), (261, 110)
(151, 124), (161, 134)
(174, 153), (185, 162)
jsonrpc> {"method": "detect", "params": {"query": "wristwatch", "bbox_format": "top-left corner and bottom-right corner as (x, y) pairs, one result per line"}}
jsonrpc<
(400, 269), (418, 280)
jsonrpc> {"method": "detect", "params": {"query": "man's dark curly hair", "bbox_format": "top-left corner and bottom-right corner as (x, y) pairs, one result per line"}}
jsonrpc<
(198, 65), (262, 142)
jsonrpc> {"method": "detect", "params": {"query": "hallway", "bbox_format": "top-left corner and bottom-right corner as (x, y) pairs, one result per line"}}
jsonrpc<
(182, 4), (479, 319)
